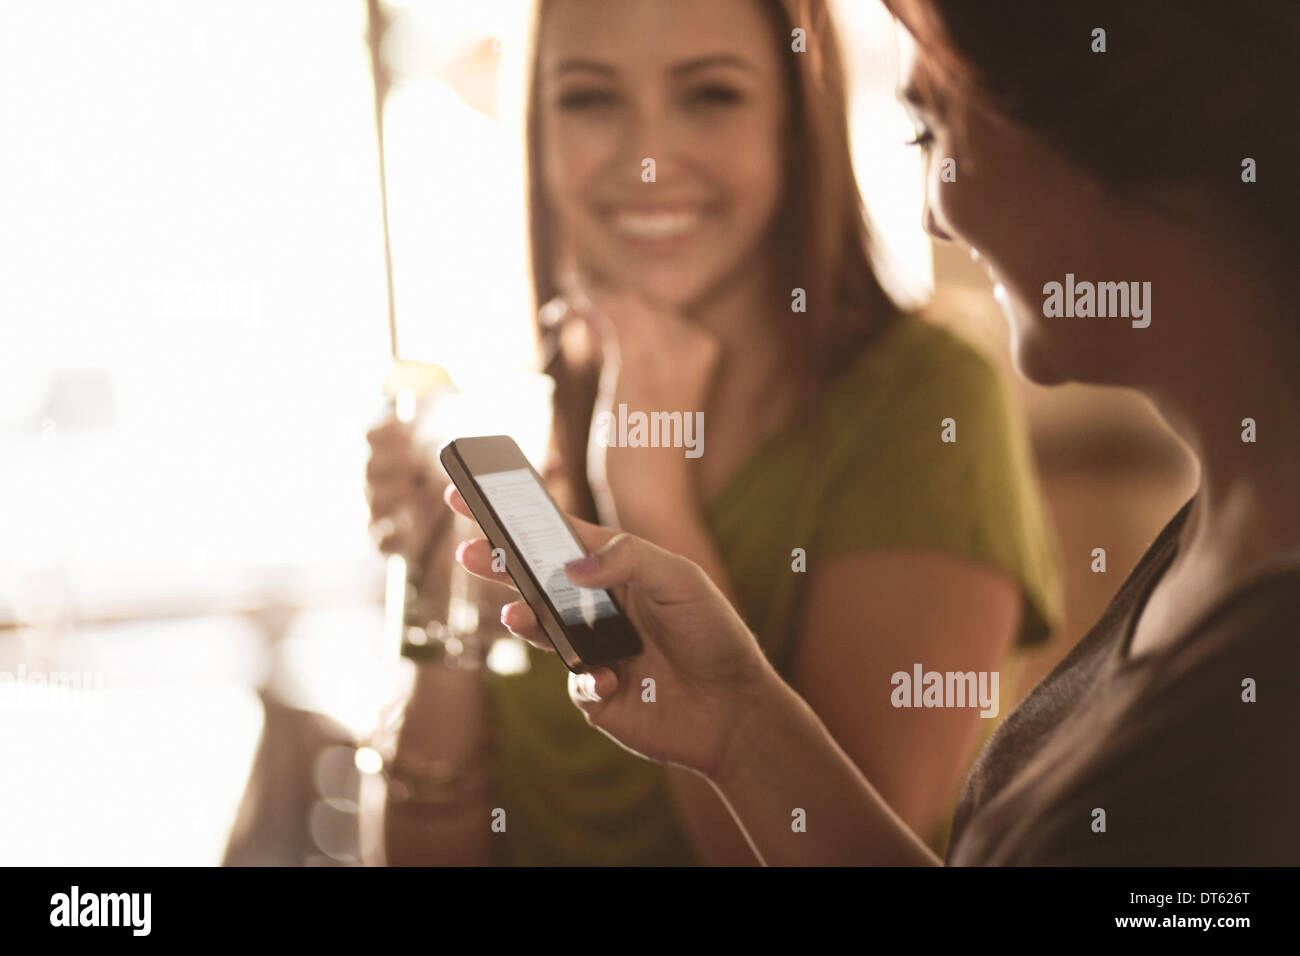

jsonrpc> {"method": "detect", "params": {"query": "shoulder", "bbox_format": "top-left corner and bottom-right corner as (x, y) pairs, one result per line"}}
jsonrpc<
(1028, 572), (1300, 864)
(1146, 567), (1300, 725)
(813, 315), (1017, 491)
(830, 314), (1007, 421)
(818, 312), (1032, 503)
(811, 313), (1063, 644)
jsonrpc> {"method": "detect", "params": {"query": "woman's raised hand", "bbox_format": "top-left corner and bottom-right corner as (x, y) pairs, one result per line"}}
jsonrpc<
(365, 415), (447, 563)
(560, 273), (720, 527)
(444, 485), (778, 779)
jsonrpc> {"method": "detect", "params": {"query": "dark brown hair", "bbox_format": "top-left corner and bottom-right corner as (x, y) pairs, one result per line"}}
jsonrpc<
(884, 0), (1300, 273)
(524, 0), (902, 518)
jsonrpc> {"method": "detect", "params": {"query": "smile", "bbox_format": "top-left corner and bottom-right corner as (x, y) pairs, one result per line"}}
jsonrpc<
(604, 205), (707, 242)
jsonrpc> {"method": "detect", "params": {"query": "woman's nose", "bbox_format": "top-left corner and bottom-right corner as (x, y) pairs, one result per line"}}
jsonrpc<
(624, 102), (678, 176)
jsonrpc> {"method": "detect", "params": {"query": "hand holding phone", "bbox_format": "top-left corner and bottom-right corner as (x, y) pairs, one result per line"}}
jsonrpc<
(444, 471), (780, 781)
(439, 435), (642, 671)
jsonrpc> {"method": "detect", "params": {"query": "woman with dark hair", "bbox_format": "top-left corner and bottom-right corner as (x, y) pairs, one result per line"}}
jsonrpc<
(365, 0), (1061, 866)
(447, 0), (1300, 864)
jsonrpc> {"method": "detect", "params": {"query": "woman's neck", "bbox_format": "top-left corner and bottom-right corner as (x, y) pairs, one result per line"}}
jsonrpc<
(687, 253), (815, 415)
(1140, 270), (1300, 578)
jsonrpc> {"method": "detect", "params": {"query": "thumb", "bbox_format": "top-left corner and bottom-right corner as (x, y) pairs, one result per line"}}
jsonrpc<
(563, 533), (697, 600)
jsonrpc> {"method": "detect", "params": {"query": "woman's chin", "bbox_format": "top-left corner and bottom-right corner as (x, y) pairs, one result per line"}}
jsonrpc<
(1013, 349), (1068, 386)
(995, 284), (1070, 386)
(612, 270), (710, 310)
(1010, 330), (1071, 386)
(1003, 312), (1069, 386)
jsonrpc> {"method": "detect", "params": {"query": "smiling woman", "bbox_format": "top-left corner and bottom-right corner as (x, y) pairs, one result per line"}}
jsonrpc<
(533, 11), (791, 313)
(530, 0), (902, 516)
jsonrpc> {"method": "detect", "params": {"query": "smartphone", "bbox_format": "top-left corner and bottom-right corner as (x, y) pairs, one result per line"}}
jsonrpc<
(439, 435), (643, 672)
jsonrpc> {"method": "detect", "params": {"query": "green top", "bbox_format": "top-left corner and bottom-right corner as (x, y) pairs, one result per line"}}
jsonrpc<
(483, 316), (1065, 865)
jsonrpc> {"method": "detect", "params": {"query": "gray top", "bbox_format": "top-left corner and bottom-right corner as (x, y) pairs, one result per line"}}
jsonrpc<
(948, 496), (1300, 865)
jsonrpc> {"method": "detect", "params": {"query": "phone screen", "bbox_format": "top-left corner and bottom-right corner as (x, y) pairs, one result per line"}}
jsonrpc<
(474, 468), (620, 628)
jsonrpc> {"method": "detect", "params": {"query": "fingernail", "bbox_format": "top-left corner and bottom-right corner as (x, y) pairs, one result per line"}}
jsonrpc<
(564, 554), (599, 575)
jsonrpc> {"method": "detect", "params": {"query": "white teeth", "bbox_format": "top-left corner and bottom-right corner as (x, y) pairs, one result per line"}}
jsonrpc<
(612, 209), (701, 239)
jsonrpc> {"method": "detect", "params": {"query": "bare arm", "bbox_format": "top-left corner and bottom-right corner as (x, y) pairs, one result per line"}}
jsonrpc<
(618, 496), (764, 865)
(368, 662), (493, 866)
(706, 670), (943, 866)
(790, 550), (1021, 843)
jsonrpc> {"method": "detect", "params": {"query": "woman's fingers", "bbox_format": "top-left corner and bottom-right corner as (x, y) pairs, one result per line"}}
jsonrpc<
(366, 459), (408, 486)
(367, 477), (422, 521)
(432, 518), (547, 645)
(365, 420), (428, 512)
(373, 527), (408, 556)
(444, 483), (473, 519)
(556, 268), (635, 355)
(569, 515), (624, 554)
(568, 667), (619, 707)
(365, 418), (412, 448)
(455, 538), (515, 586)
(500, 601), (551, 651)
(564, 532), (699, 600)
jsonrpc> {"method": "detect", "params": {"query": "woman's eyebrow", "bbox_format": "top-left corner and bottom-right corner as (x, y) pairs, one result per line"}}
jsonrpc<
(899, 83), (926, 108)
(548, 52), (759, 80)
(670, 53), (760, 77)
(899, 79), (946, 117)
(549, 58), (616, 78)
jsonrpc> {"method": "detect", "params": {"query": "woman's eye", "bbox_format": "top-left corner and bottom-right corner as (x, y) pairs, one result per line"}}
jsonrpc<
(904, 127), (935, 149)
(685, 84), (745, 107)
(555, 88), (619, 111)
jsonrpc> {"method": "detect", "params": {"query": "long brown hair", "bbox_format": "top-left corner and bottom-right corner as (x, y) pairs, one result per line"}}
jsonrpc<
(524, 0), (902, 518)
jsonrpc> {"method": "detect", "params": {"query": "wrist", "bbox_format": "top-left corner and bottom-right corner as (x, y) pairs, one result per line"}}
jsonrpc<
(374, 665), (492, 809)
(709, 665), (796, 791)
